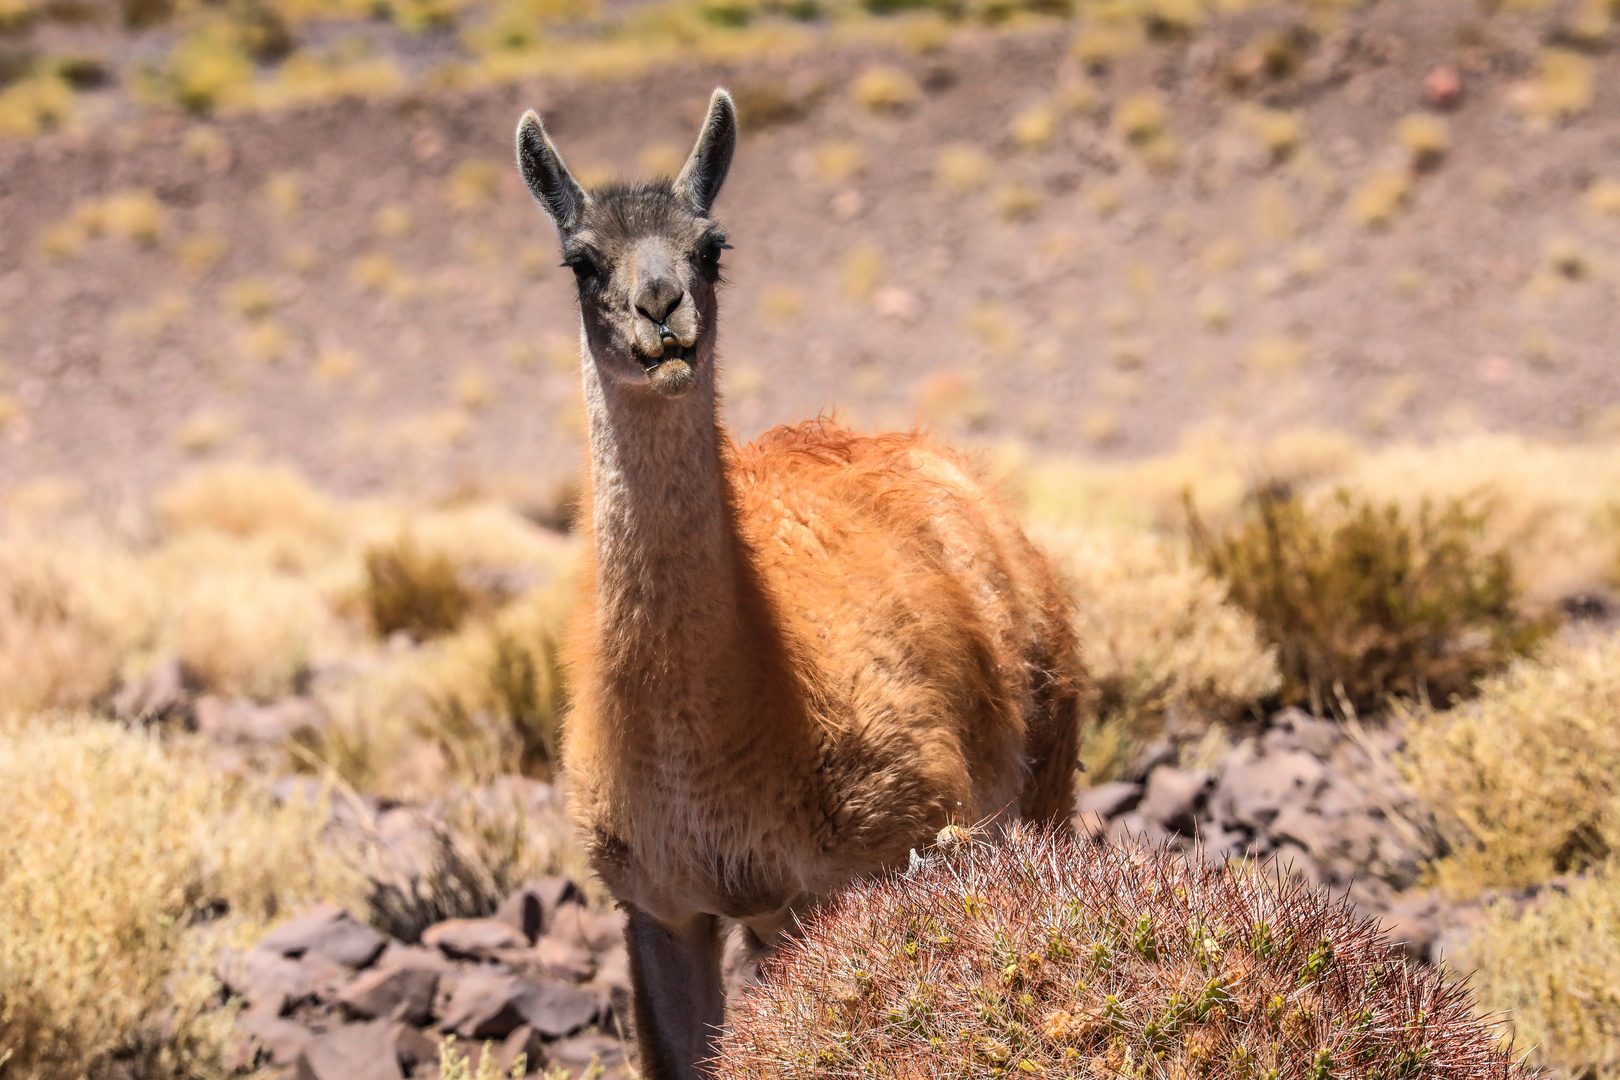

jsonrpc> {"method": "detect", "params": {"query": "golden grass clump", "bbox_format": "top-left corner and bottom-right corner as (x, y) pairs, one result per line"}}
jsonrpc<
(1191, 488), (1552, 715)
(1031, 523), (1279, 778)
(0, 73), (74, 138)
(1348, 169), (1410, 229)
(0, 716), (364, 1080)
(850, 65), (918, 112)
(154, 461), (336, 542)
(1010, 103), (1056, 151)
(712, 825), (1526, 1080)
(1403, 635), (1620, 895)
(1514, 49), (1594, 128)
(1453, 866), (1620, 1080)
(363, 532), (479, 639)
(0, 534), (157, 714)
(168, 564), (338, 699)
(934, 143), (992, 194)
(1394, 113), (1447, 170)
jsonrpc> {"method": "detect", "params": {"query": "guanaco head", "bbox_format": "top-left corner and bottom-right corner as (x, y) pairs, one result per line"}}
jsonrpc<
(516, 89), (736, 400)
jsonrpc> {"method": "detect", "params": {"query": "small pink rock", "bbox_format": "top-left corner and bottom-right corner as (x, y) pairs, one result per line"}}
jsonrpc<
(1423, 65), (1462, 109)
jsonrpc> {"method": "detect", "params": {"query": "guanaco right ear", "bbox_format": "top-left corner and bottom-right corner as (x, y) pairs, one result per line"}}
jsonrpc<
(674, 89), (737, 216)
(516, 109), (589, 233)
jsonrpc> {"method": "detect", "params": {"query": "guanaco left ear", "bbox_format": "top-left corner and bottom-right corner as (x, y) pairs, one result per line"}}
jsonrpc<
(674, 89), (737, 216)
(516, 109), (590, 233)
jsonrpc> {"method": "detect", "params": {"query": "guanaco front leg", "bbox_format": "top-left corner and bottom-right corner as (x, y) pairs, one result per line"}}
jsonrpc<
(624, 908), (726, 1080)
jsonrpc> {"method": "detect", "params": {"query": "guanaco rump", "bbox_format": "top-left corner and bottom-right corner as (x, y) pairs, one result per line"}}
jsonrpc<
(515, 89), (1087, 1080)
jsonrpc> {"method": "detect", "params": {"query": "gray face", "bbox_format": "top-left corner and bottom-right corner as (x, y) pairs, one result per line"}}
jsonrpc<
(517, 90), (737, 400)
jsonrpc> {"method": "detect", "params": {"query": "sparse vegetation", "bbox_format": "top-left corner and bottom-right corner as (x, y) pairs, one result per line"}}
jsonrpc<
(1190, 487), (1552, 715)
(0, 716), (365, 1080)
(1405, 636), (1620, 894)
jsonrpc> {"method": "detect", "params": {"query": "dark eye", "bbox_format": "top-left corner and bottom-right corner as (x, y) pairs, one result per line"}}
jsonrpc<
(696, 239), (729, 281)
(564, 254), (599, 285)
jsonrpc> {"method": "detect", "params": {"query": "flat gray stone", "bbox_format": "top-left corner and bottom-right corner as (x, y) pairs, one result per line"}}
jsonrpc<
(1140, 767), (1210, 834)
(1075, 781), (1142, 820)
(295, 1021), (405, 1080)
(260, 905), (387, 970)
(496, 877), (585, 944)
(423, 917), (529, 961)
(439, 971), (599, 1040)
(338, 963), (440, 1025)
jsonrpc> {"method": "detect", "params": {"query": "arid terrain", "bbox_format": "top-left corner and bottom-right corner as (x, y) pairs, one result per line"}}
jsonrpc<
(3, 0), (1620, 502)
(4, 0), (1620, 1077)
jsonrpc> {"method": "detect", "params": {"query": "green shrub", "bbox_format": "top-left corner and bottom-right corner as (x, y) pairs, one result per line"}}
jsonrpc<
(1189, 487), (1551, 715)
(714, 826), (1525, 1080)
(1404, 635), (1620, 894)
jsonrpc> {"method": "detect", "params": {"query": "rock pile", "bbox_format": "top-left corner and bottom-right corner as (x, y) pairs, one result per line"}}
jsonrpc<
(220, 882), (632, 1080)
(1074, 708), (1452, 962)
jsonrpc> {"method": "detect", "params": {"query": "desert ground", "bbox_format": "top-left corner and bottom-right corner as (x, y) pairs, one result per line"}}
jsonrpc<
(4, 0), (1620, 1076)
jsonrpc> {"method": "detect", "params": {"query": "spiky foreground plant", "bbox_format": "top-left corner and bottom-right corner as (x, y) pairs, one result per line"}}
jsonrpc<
(713, 827), (1524, 1080)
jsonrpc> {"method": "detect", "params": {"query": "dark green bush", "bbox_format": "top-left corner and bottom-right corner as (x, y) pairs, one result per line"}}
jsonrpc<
(1189, 487), (1552, 715)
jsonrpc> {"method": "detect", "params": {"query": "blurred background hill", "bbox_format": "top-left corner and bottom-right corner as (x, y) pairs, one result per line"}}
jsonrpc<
(2, 0), (1620, 501)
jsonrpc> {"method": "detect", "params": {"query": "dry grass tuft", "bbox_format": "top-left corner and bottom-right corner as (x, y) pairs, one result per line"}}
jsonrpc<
(1394, 113), (1447, 170)
(1032, 523), (1279, 776)
(935, 143), (992, 194)
(0, 534), (157, 714)
(1453, 865), (1620, 1080)
(714, 825), (1525, 1080)
(363, 532), (479, 639)
(1514, 49), (1594, 128)
(0, 716), (365, 1080)
(1191, 488), (1552, 715)
(1348, 169), (1410, 229)
(154, 461), (336, 541)
(1404, 634), (1620, 895)
(850, 65), (918, 112)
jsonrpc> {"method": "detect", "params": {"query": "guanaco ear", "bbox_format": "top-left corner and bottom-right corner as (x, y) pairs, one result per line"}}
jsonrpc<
(516, 109), (590, 233)
(674, 89), (737, 216)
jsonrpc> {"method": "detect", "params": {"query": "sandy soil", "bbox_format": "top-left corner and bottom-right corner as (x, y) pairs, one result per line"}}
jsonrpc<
(2, 0), (1618, 505)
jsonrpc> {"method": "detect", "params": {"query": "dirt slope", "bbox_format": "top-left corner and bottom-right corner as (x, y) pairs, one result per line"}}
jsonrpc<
(1, 0), (1618, 503)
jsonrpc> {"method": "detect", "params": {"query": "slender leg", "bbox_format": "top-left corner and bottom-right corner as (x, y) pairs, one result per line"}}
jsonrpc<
(624, 907), (725, 1080)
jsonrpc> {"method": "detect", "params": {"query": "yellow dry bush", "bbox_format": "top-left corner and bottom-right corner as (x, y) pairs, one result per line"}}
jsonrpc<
(0, 73), (74, 138)
(850, 65), (918, 112)
(1405, 634), (1620, 895)
(154, 461), (337, 543)
(167, 565), (340, 699)
(319, 587), (572, 793)
(1339, 435), (1620, 607)
(0, 716), (364, 1079)
(1454, 865), (1620, 1080)
(0, 534), (157, 715)
(1033, 523), (1279, 759)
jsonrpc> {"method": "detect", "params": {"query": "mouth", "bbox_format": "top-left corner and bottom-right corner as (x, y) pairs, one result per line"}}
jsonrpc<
(637, 342), (697, 398)
(638, 342), (695, 373)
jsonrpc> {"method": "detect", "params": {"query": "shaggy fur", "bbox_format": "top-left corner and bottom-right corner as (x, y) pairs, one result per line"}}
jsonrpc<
(516, 90), (1087, 1080)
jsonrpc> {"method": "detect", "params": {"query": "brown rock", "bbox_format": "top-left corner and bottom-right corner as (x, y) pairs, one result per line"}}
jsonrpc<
(196, 696), (324, 745)
(338, 963), (440, 1025)
(218, 948), (317, 1014)
(295, 1021), (406, 1080)
(112, 657), (190, 725)
(439, 970), (599, 1040)
(423, 917), (529, 961)
(237, 1009), (313, 1067)
(547, 906), (626, 955)
(1423, 65), (1462, 109)
(546, 1033), (625, 1073)
(260, 905), (387, 970)
(495, 877), (585, 944)
(1140, 767), (1210, 834)
(533, 936), (597, 983)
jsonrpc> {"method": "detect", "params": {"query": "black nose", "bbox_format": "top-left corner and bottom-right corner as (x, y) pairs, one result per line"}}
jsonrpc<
(634, 276), (684, 326)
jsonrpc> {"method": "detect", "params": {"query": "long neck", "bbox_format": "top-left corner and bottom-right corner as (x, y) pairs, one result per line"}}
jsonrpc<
(580, 335), (765, 744)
